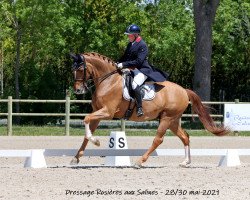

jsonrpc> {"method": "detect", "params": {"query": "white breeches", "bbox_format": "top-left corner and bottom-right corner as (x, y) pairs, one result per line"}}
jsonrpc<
(132, 69), (148, 89)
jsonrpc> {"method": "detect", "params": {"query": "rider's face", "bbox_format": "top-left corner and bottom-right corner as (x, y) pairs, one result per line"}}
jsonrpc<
(128, 34), (136, 42)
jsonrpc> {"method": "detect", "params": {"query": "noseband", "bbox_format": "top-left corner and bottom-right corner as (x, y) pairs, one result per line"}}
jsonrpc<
(72, 54), (94, 93)
(73, 55), (87, 82)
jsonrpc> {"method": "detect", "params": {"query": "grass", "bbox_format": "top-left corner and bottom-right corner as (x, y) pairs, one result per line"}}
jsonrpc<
(0, 125), (250, 136)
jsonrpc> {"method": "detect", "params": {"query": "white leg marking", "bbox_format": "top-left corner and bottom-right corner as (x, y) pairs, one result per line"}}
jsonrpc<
(84, 122), (92, 138)
(179, 145), (191, 167)
(84, 122), (100, 146)
(185, 145), (191, 162)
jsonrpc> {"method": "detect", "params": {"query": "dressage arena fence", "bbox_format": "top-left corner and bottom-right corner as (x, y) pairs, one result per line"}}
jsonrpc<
(0, 96), (246, 136)
(1, 148), (250, 168)
(0, 131), (249, 168)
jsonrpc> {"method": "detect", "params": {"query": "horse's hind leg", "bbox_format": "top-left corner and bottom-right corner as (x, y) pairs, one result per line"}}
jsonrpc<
(134, 113), (170, 168)
(169, 119), (191, 167)
(70, 120), (100, 165)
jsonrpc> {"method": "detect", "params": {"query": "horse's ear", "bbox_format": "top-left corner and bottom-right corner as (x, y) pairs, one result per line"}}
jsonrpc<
(69, 53), (78, 61)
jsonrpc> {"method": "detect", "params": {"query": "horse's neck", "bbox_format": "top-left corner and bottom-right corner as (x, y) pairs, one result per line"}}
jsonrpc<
(86, 56), (119, 88)
(86, 57), (115, 78)
(86, 56), (122, 106)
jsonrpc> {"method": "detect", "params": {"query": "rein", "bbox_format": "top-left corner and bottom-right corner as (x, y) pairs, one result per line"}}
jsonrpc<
(85, 69), (119, 91)
(97, 69), (119, 84)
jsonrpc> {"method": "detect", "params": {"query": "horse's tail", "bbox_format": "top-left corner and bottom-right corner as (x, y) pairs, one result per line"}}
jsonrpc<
(185, 89), (230, 136)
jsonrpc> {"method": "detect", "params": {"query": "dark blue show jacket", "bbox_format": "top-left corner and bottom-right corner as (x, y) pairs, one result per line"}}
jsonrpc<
(118, 38), (168, 82)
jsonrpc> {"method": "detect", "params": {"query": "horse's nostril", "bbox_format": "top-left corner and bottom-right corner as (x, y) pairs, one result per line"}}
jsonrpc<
(75, 89), (80, 94)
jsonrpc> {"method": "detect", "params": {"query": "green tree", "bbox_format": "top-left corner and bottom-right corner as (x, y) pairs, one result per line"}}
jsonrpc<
(0, 0), (249, 125)
(143, 0), (194, 87)
(81, 0), (148, 58)
(212, 0), (250, 101)
(0, 0), (85, 124)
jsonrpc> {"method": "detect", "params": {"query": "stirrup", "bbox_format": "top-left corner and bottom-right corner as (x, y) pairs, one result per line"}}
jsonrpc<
(124, 109), (133, 120)
(136, 107), (144, 117)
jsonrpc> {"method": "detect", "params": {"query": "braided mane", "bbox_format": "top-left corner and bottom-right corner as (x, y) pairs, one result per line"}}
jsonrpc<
(84, 52), (116, 67)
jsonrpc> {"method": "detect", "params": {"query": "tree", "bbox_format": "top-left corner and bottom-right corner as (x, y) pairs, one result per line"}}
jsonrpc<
(0, 0), (85, 124)
(212, 0), (250, 101)
(0, 0), (249, 125)
(143, 0), (194, 88)
(193, 0), (220, 101)
(0, 0), (23, 123)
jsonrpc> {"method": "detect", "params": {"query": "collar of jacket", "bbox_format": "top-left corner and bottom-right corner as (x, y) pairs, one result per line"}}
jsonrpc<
(135, 36), (142, 43)
(131, 36), (142, 45)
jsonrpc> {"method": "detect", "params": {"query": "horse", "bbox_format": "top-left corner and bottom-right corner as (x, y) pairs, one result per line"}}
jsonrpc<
(69, 52), (229, 168)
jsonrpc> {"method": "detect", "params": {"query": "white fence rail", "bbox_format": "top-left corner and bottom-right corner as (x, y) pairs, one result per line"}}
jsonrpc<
(0, 96), (246, 136)
(0, 148), (250, 168)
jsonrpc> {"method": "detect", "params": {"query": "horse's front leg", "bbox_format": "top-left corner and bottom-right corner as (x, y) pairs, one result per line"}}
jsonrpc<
(70, 120), (100, 165)
(84, 121), (100, 146)
(71, 107), (113, 165)
(83, 106), (112, 146)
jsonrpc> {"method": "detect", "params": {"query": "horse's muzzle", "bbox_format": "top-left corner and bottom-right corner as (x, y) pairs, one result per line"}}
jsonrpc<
(74, 88), (87, 95)
(74, 82), (87, 95)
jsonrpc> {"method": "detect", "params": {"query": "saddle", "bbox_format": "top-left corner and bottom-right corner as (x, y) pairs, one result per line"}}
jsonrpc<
(122, 71), (156, 102)
(122, 70), (156, 120)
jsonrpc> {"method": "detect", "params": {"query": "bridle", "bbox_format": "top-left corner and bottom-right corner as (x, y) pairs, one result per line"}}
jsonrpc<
(72, 54), (87, 81)
(72, 54), (119, 93)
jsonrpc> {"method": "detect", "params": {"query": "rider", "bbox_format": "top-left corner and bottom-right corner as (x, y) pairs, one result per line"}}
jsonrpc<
(117, 24), (168, 117)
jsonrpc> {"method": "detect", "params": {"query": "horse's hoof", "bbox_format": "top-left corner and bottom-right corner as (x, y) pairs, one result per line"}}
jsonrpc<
(70, 157), (79, 165)
(94, 139), (100, 147)
(89, 137), (100, 147)
(179, 160), (191, 168)
(133, 161), (142, 169)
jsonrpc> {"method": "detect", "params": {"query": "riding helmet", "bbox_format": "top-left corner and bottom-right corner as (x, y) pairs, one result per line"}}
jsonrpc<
(124, 24), (141, 35)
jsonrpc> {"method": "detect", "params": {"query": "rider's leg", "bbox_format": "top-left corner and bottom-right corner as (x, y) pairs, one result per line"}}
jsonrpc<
(132, 69), (147, 117)
(134, 86), (143, 116)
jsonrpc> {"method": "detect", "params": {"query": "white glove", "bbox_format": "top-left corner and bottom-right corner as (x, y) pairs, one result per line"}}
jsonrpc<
(121, 68), (130, 74)
(117, 63), (123, 69)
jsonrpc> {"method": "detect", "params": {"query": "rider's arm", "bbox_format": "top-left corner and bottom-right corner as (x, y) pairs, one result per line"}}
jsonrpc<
(122, 43), (148, 68)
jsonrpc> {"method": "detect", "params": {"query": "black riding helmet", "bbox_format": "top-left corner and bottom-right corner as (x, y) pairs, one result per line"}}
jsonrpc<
(124, 24), (141, 35)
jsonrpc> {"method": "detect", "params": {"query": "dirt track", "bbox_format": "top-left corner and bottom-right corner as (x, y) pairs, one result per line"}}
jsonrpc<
(0, 136), (250, 200)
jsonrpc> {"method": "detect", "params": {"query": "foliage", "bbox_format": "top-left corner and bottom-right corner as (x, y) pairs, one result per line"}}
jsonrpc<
(143, 0), (194, 87)
(212, 0), (250, 101)
(0, 0), (249, 124)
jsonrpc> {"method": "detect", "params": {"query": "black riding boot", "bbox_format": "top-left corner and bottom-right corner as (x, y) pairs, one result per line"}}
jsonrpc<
(134, 86), (144, 117)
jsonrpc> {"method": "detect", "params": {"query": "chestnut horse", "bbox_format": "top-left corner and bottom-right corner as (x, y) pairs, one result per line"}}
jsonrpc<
(70, 52), (229, 168)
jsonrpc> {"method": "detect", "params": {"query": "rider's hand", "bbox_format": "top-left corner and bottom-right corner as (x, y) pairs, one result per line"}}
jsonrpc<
(116, 63), (123, 69)
(121, 68), (130, 74)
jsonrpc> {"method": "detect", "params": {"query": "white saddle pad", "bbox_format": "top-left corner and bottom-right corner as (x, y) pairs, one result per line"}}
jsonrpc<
(122, 77), (155, 101)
